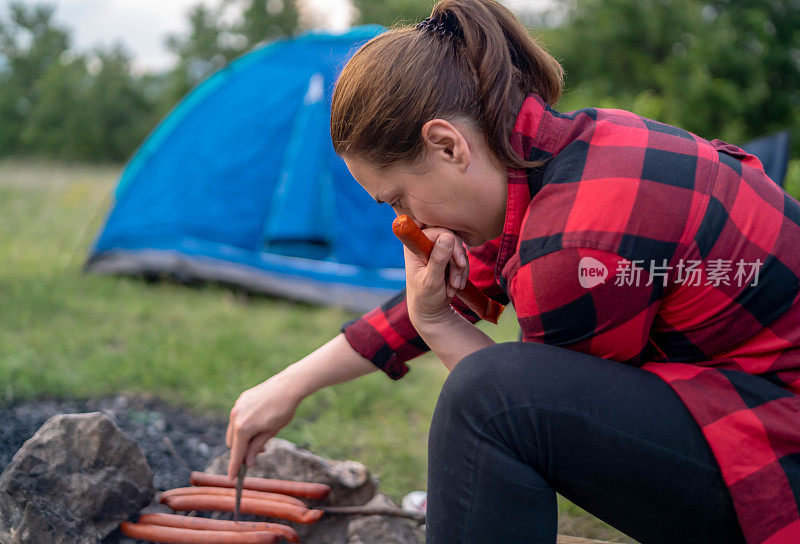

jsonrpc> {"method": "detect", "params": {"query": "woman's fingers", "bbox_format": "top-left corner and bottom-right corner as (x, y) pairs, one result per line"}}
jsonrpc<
(226, 404), (239, 450)
(228, 433), (247, 479)
(429, 234), (455, 298)
(449, 263), (462, 296)
(456, 238), (468, 285)
(450, 232), (467, 268)
(245, 432), (272, 467)
(431, 234), (453, 274)
(227, 404), (254, 479)
(421, 230), (468, 298)
(447, 234), (468, 293)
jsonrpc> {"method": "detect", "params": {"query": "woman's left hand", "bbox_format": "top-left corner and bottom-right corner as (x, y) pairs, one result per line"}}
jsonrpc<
(403, 225), (469, 329)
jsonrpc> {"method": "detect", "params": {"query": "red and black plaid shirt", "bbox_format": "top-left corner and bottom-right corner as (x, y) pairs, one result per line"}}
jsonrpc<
(341, 94), (800, 544)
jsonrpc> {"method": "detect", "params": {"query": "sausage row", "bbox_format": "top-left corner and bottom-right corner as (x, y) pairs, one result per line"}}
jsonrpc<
(120, 471), (332, 543)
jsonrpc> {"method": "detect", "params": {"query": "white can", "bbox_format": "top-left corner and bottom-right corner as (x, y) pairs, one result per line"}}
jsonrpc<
(401, 490), (427, 513)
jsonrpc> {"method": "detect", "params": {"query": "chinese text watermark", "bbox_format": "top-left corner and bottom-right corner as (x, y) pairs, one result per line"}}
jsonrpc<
(578, 257), (762, 289)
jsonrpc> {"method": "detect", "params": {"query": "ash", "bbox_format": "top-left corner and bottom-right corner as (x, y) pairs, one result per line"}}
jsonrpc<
(0, 394), (231, 543)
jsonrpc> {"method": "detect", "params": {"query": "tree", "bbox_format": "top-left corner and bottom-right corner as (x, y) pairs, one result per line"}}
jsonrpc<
(0, 2), (160, 161)
(161, 3), (237, 108)
(81, 45), (157, 161)
(0, 1), (71, 155)
(0, 0), (308, 161)
(547, 0), (800, 153)
(18, 52), (89, 158)
(236, 0), (300, 47)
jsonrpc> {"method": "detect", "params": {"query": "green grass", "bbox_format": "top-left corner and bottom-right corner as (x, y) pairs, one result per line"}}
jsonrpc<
(0, 159), (648, 542)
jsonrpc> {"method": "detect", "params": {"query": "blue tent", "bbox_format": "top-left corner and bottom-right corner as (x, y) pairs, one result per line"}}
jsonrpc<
(85, 25), (406, 312)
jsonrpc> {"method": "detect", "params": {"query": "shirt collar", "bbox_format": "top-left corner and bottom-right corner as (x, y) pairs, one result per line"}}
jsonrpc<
(495, 93), (566, 285)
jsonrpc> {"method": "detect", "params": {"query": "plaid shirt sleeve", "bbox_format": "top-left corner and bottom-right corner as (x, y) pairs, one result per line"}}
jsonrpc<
(340, 235), (510, 379)
(509, 245), (662, 365)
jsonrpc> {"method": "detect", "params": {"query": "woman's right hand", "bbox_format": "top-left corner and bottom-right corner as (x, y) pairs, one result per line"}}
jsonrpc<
(225, 373), (302, 479)
(224, 333), (381, 480)
(401, 225), (469, 328)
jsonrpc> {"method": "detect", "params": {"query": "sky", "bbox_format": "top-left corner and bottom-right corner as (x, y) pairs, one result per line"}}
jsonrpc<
(2, 0), (553, 73)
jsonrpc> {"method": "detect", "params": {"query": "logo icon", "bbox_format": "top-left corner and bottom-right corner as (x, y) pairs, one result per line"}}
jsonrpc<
(578, 256), (608, 288)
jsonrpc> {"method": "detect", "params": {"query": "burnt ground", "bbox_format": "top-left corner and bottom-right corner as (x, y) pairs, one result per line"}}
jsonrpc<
(0, 393), (238, 543)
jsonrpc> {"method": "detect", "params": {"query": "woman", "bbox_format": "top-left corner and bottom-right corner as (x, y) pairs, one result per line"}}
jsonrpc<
(226, 1), (800, 542)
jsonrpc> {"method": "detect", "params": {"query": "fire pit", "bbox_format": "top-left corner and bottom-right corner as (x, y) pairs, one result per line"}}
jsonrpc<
(0, 394), (426, 544)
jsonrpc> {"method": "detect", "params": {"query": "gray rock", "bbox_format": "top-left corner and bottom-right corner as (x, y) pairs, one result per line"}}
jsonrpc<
(346, 494), (425, 544)
(205, 437), (378, 507)
(297, 515), (353, 544)
(0, 412), (154, 544)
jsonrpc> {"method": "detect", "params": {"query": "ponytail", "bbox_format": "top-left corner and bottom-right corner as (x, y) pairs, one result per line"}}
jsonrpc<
(330, 0), (564, 170)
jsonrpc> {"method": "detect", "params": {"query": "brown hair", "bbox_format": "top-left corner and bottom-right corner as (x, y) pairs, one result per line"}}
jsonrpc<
(330, 0), (564, 171)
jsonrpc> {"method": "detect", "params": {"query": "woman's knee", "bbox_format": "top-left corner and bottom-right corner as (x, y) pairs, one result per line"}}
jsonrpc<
(446, 341), (559, 391)
(435, 341), (606, 420)
(434, 342), (551, 420)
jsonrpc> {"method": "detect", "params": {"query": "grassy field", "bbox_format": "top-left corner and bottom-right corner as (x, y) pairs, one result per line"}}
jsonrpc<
(16, 159), (800, 542)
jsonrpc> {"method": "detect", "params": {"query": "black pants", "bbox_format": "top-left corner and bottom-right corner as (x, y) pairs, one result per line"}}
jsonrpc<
(426, 342), (747, 544)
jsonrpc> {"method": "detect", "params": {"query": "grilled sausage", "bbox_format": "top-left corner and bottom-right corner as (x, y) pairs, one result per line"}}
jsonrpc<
(190, 471), (330, 500)
(159, 486), (306, 508)
(135, 513), (299, 543)
(164, 493), (324, 524)
(119, 521), (280, 543)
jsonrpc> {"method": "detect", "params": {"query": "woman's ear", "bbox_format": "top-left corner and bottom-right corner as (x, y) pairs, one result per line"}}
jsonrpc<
(421, 119), (471, 169)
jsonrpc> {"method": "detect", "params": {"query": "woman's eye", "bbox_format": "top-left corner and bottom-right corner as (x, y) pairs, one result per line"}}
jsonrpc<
(390, 200), (401, 209)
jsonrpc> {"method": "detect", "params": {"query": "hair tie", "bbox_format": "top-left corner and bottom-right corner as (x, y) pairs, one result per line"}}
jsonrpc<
(415, 16), (458, 39)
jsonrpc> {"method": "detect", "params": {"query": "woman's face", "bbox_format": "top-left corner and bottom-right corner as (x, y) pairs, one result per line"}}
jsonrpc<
(343, 118), (508, 247)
